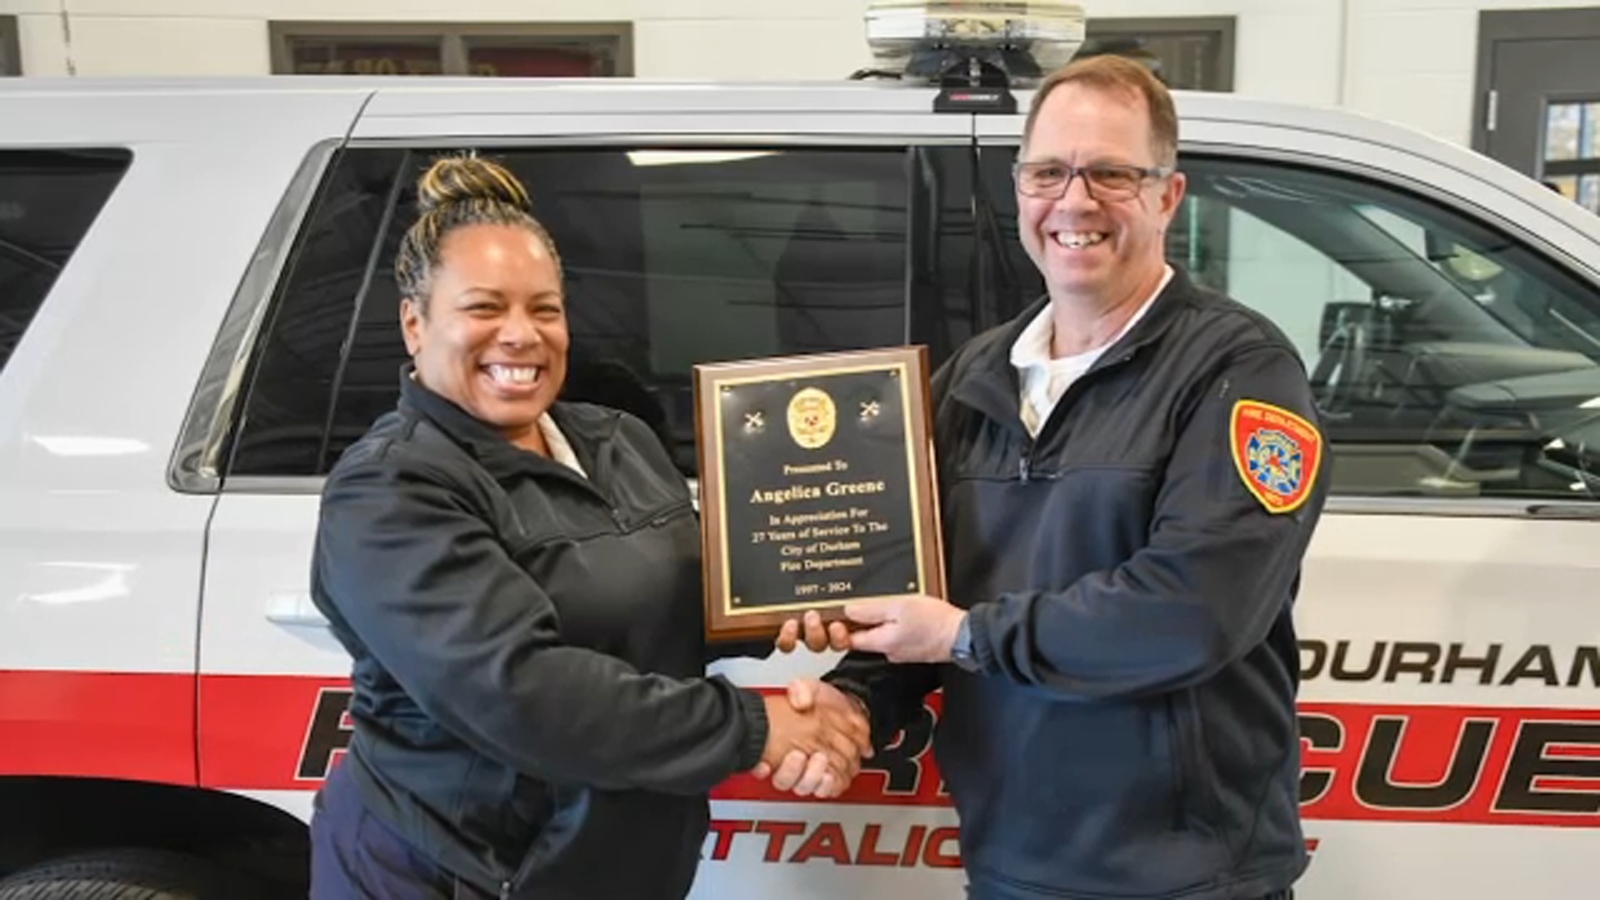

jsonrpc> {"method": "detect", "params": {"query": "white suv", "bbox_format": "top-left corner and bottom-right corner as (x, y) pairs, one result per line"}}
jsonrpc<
(1, 74), (1598, 900)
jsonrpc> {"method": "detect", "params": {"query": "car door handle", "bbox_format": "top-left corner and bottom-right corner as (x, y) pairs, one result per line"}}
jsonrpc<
(265, 591), (329, 627)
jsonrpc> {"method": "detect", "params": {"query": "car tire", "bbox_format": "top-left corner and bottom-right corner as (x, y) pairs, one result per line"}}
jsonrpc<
(0, 848), (256, 900)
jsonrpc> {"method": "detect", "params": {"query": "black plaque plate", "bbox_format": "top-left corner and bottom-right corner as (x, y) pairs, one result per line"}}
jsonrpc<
(693, 347), (944, 641)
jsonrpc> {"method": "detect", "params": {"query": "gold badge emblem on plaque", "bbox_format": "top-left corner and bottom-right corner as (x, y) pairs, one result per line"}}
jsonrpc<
(786, 387), (837, 450)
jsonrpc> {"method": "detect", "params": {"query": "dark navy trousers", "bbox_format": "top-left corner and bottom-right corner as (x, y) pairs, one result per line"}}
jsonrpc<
(309, 763), (495, 900)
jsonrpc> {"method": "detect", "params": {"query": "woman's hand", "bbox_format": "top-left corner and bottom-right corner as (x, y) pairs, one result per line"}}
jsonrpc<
(752, 680), (871, 798)
(773, 610), (851, 653)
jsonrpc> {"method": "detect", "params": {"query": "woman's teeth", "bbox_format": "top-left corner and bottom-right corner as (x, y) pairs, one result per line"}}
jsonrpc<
(487, 365), (540, 386)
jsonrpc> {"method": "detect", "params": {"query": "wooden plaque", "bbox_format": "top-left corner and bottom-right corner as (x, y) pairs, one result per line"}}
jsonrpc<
(693, 346), (945, 642)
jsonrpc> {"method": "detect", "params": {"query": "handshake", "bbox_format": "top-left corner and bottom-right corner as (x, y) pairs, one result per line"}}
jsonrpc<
(754, 678), (872, 799)
(745, 597), (967, 798)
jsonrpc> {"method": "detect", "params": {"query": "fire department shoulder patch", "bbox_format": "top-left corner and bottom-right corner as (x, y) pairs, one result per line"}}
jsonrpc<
(1230, 400), (1323, 514)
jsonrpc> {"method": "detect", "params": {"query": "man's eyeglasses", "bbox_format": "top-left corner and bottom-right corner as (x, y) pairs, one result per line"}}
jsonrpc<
(1012, 161), (1174, 201)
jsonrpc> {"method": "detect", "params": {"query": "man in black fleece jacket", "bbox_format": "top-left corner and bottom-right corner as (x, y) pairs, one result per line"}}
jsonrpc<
(774, 55), (1329, 900)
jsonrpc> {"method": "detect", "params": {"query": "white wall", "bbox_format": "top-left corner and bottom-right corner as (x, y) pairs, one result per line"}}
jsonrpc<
(5, 0), (1600, 147)
(3, 0), (878, 81)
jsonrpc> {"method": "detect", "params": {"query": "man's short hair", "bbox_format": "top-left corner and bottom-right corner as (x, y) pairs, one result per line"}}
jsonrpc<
(1022, 55), (1179, 167)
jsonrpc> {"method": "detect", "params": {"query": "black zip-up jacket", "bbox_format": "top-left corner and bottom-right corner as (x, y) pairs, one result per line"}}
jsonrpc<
(829, 266), (1330, 900)
(310, 372), (769, 900)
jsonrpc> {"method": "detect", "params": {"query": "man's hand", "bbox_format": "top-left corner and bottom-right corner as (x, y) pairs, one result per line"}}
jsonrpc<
(751, 679), (871, 797)
(754, 682), (871, 798)
(773, 609), (851, 654)
(845, 595), (966, 663)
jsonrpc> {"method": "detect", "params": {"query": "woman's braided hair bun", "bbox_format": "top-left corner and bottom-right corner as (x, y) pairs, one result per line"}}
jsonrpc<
(395, 154), (560, 303)
(415, 154), (532, 214)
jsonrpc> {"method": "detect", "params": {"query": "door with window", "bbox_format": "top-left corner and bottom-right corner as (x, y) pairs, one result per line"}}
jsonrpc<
(194, 115), (986, 826)
(199, 122), (1002, 896)
(1177, 156), (1600, 899)
(1474, 8), (1600, 213)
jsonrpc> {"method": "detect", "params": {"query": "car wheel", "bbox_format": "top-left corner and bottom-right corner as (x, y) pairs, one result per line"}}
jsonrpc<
(0, 848), (257, 900)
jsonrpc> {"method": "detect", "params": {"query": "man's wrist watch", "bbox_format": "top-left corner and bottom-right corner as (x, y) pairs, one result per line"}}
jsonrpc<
(950, 613), (982, 672)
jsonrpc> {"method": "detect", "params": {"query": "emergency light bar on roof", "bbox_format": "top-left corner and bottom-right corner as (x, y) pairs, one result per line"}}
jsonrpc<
(865, 0), (1087, 113)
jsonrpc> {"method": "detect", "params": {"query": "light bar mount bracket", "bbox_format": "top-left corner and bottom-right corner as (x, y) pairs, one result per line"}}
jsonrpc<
(917, 47), (1036, 114)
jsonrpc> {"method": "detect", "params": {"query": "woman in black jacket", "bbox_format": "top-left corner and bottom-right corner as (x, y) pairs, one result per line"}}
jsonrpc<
(306, 155), (868, 900)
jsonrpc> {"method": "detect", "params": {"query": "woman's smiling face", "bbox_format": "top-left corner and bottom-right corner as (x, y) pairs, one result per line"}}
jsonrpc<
(401, 222), (569, 444)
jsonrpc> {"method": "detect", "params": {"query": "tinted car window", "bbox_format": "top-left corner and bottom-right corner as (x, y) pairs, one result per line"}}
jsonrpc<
(0, 148), (131, 376)
(230, 146), (914, 478)
(1177, 158), (1600, 502)
(227, 147), (409, 477)
(909, 145), (1036, 362)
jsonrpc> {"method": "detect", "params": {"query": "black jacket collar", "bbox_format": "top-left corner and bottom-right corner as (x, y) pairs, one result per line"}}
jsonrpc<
(949, 264), (1200, 428)
(396, 366), (619, 485)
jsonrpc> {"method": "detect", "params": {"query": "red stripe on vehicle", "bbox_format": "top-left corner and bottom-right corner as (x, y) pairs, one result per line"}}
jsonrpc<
(197, 673), (350, 790)
(1297, 702), (1600, 828)
(0, 669), (195, 784)
(9, 669), (1600, 831)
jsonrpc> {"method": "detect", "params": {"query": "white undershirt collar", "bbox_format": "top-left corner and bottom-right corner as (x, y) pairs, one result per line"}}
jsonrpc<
(1009, 265), (1173, 437)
